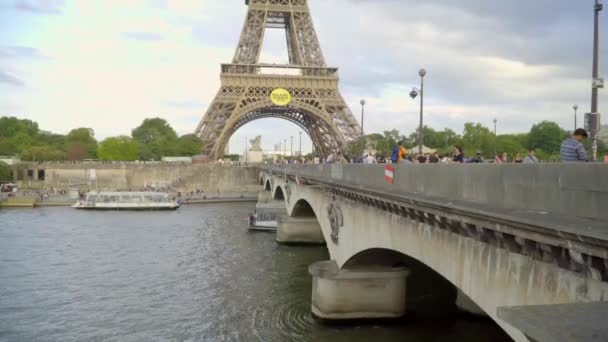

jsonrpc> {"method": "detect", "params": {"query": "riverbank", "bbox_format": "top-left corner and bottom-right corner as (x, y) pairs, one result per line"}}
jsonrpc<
(0, 194), (258, 208)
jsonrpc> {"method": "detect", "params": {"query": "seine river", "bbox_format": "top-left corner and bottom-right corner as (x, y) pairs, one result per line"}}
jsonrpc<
(0, 204), (510, 341)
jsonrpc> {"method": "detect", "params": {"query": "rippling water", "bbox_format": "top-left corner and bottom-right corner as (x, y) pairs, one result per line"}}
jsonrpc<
(0, 204), (511, 341)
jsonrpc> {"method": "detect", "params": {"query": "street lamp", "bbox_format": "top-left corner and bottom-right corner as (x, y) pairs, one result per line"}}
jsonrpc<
(290, 136), (293, 157)
(360, 99), (366, 135)
(573, 105), (579, 131)
(493, 118), (498, 157)
(299, 132), (302, 157)
(590, 0), (603, 161)
(284, 138), (287, 159)
(410, 68), (426, 155)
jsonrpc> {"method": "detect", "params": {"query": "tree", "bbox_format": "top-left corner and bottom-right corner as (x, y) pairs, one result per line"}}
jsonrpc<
(528, 121), (567, 155)
(66, 128), (98, 159)
(0, 117), (39, 138)
(97, 136), (139, 161)
(461, 123), (494, 157)
(132, 118), (178, 160)
(66, 144), (87, 161)
(0, 161), (11, 181)
(21, 146), (65, 161)
(176, 134), (203, 156)
(496, 134), (526, 156)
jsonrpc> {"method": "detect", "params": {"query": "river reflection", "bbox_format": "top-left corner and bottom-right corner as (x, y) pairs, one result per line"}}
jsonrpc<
(0, 204), (510, 341)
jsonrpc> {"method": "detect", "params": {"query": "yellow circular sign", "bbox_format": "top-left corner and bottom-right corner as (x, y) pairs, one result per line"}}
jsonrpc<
(270, 88), (292, 106)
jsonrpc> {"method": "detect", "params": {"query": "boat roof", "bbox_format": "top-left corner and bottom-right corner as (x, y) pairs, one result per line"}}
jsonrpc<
(87, 192), (169, 196)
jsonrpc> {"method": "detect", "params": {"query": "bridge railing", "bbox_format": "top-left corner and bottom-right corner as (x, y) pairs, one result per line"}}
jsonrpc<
(261, 163), (608, 224)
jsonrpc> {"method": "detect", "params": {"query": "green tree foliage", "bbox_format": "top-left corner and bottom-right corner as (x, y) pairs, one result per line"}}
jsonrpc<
(175, 134), (203, 156)
(66, 128), (98, 159)
(132, 118), (178, 160)
(495, 134), (526, 156)
(528, 121), (568, 155)
(0, 161), (12, 181)
(0, 117), (39, 137)
(460, 123), (495, 157)
(0, 117), (66, 160)
(97, 136), (139, 161)
(21, 146), (65, 161)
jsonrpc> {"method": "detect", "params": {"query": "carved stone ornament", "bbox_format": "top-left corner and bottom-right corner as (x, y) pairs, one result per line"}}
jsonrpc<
(327, 197), (343, 245)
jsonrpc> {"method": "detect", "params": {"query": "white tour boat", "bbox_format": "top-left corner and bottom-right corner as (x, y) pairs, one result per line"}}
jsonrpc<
(72, 192), (180, 211)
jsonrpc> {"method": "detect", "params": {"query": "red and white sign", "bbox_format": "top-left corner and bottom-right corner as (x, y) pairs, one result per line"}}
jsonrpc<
(384, 165), (395, 184)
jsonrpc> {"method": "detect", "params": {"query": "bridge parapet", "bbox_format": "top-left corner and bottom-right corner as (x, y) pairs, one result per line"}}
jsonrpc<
(260, 164), (608, 279)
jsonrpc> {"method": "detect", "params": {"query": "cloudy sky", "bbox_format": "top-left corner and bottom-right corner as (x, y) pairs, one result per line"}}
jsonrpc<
(0, 0), (606, 154)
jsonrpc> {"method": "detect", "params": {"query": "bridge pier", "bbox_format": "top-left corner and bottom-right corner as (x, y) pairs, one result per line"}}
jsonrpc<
(276, 216), (325, 245)
(257, 191), (273, 204)
(255, 200), (286, 221)
(308, 260), (410, 320)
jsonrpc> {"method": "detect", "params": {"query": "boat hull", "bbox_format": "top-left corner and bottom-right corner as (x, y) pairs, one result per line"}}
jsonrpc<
(73, 206), (179, 211)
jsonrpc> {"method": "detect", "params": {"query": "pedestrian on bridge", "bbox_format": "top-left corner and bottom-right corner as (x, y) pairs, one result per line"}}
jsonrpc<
(523, 149), (539, 163)
(453, 146), (464, 163)
(560, 129), (588, 162)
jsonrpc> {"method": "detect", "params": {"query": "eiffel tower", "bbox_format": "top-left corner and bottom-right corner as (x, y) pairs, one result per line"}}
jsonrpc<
(195, 0), (363, 160)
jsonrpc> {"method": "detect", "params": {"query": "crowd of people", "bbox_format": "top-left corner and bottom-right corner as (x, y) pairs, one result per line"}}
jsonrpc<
(269, 128), (595, 165)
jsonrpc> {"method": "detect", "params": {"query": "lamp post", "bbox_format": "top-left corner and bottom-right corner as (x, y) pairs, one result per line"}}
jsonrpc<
(299, 132), (302, 157)
(493, 118), (498, 157)
(410, 68), (427, 155)
(360, 99), (366, 135)
(574, 105), (579, 131)
(284, 139), (287, 160)
(245, 136), (248, 163)
(590, 0), (603, 161)
(290, 136), (293, 157)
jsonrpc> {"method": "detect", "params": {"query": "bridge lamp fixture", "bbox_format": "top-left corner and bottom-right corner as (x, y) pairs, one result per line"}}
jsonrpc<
(360, 99), (366, 135)
(573, 105), (579, 131)
(410, 68), (426, 155)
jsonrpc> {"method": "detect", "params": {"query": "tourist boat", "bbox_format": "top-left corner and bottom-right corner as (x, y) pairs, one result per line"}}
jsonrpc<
(72, 192), (180, 211)
(247, 213), (278, 232)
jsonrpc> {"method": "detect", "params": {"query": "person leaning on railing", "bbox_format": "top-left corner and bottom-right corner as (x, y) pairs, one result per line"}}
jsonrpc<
(560, 129), (588, 162)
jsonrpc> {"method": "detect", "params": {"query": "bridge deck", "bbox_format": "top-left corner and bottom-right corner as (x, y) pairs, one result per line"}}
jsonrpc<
(497, 302), (608, 342)
(262, 165), (608, 255)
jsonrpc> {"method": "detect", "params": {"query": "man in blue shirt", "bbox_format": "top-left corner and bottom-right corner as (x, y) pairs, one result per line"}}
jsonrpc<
(560, 129), (588, 162)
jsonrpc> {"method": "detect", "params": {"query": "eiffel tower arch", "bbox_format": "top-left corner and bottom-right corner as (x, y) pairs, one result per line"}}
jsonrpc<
(195, 0), (363, 160)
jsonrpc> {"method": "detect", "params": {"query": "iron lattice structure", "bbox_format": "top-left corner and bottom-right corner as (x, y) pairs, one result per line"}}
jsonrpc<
(195, 0), (363, 159)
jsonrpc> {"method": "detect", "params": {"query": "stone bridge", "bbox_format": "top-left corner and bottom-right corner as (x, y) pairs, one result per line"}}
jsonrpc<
(257, 164), (608, 342)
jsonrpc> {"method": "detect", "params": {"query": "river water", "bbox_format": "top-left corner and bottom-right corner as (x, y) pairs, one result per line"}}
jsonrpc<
(0, 204), (511, 341)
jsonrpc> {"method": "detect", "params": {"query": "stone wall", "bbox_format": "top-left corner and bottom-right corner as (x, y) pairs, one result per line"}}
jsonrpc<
(41, 164), (260, 193)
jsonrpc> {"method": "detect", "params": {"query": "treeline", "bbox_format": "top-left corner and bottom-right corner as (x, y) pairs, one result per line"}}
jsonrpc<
(351, 121), (607, 160)
(0, 117), (202, 161)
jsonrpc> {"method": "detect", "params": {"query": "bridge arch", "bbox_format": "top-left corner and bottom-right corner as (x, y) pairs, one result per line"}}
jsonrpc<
(342, 247), (488, 318)
(273, 186), (285, 201)
(291, 199), (316, 218)
(210, 101), (349, 159)
(265, 180), (272, 191)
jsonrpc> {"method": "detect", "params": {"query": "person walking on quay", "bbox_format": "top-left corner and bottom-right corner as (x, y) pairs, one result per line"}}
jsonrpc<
(560, 129), (588, 162)
(523, 149), (539, 164)
(453, 146), (464, 163)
